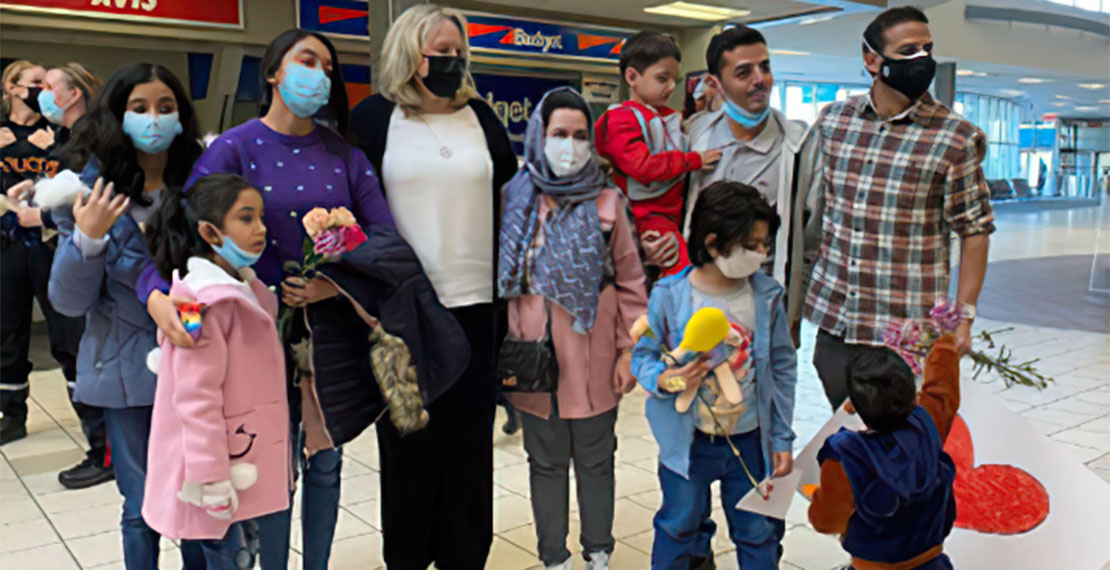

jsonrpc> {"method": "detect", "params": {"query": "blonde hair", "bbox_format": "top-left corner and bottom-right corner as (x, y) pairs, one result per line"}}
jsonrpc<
(2, 60), (44, 118)
(52, 62), (102, 105)
(377, 5), (478, 111)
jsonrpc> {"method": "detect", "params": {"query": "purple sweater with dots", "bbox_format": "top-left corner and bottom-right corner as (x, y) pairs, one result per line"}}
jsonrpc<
(136, 119), (395, 299)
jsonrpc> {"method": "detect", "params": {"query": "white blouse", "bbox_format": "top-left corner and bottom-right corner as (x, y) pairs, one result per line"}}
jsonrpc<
(381, 105), (494, 308)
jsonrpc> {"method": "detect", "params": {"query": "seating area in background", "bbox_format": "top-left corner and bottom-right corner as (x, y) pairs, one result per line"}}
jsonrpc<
(1011, 178), (1033, 199)
(988, 178), (1015, 200)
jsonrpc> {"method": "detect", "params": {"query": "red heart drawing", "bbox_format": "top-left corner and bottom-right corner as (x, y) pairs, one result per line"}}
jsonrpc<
(942, 414), (1050, 535)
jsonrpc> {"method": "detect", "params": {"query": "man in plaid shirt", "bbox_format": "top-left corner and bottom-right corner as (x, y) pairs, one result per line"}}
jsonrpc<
(804, 6), (994, 409)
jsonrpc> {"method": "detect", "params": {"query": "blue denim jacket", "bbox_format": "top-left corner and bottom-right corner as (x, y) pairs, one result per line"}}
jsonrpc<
(47, 164), (158, 409)
(632, 267), (797, 479)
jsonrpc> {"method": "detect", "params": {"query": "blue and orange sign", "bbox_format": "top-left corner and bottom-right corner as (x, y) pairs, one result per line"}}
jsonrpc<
(298, 0), (369, 40)
(465, 13), (630, 62)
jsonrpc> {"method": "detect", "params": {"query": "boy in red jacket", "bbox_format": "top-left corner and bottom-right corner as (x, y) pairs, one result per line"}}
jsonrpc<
(596, 31), (721, 277)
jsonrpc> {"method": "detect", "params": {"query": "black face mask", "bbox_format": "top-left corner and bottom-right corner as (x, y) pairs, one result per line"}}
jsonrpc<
(875, 49), (936, 101)
(21, 87), (43, 114)
(422, 55), (466, 99)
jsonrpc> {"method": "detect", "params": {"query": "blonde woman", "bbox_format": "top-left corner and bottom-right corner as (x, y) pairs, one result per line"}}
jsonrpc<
(2, 60), (73, 448)
(39, 62), (100, 131)
(350, 5), (516, 568)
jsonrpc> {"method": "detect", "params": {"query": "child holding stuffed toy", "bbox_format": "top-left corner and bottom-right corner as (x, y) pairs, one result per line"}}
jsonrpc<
(142, 172), (290, 563)
(631, 181), (796, 569)
(806, 335), (961, 570)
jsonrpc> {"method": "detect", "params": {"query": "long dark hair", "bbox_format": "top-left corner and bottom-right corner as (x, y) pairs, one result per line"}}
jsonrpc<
(147, 173), (256, 279)
(261, 28), (349, 138)
(59, 63), (202, 206)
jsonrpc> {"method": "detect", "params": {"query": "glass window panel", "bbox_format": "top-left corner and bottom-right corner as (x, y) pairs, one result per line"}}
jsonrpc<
(770, 85), (782, 111)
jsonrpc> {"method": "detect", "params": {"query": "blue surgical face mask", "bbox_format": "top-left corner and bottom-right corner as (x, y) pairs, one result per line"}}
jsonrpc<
(208, 228), (263, 269)
(122, 111), (182, 154)
(38, 90), (68, 125)
(722, 96), (770, 129)
(278, 63), (331, 119)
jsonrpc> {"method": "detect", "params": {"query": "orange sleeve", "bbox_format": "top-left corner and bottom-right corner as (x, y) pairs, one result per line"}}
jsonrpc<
(919, 334), (961, 442)
(808, 459), (856, 535)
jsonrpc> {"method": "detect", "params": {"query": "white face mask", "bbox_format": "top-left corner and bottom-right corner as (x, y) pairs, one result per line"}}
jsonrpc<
(544, 136), (592, 178)
(714, 246), (767, 279)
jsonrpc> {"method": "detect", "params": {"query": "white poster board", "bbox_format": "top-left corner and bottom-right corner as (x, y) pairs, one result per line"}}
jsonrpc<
(945, 380), (1110, 569)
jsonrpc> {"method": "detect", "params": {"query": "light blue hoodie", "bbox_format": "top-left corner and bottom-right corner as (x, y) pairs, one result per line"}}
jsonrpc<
(632, 266), (797, 479)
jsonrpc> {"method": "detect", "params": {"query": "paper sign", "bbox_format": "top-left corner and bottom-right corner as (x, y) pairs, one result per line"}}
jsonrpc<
(944, 380), (1110, 569)
(736, 470), (803, 519)
(794, 407), (867, 493)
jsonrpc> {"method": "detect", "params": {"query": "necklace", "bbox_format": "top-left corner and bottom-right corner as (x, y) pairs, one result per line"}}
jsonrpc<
(415, 113), (453, 158)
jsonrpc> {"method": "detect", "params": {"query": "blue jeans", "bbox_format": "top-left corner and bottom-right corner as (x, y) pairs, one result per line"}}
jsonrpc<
(256, 430), (342, 570)
(180, 525), (256, 569)
(104, 406), (162, 570)
(652, 429), (778, 570)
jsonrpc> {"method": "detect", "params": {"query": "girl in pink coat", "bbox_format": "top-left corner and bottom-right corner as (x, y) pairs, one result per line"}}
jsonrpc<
(142, 173), (290, 561)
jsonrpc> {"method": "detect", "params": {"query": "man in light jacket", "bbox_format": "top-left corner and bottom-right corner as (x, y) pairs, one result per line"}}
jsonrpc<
(686, 25), (823, 346)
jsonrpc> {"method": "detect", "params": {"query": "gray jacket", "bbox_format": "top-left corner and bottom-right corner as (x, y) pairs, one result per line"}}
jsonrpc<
(685, 107), (824, 330)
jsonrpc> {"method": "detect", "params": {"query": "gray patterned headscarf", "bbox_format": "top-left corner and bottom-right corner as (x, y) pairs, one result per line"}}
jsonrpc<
(498, 87), (607, 333)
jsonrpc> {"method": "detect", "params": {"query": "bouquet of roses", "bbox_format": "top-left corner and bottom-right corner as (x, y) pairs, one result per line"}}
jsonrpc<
(883, 299), (1052, 389)
(277, 206), (367, 334)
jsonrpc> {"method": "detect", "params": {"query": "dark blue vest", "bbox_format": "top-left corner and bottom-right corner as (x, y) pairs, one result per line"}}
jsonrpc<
(818, 407), (956, 564)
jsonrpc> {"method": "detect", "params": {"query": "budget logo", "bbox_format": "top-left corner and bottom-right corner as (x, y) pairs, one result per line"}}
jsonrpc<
(512, 29), (564, 53)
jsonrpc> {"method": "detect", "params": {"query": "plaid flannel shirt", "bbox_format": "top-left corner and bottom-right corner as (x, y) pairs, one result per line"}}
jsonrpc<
(804, 94), (995, 345)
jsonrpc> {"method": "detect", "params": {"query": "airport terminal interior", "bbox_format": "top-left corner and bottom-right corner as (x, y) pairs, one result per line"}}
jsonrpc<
(0, 0), (1108, 568)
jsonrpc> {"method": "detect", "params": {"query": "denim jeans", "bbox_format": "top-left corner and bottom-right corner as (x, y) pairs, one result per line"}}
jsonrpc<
(180, 524), (256, 569)
(652, 429), (778, 570)
(104, 406), (162, 570)
(256, 428), (342, 570)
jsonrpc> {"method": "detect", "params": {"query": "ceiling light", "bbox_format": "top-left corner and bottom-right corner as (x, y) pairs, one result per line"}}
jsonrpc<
(1018, 77), (1051, 84)
(1050, 102), (1068, 107)
(1078, 83), (1106, 89)
(1055, 94), (1072, 100)
(1000, 89), (1025, 97)
(799, 15), (834, 25)
(1101, 99), (1110, 104)
(957, 69), (975, 76)
(771, 49), (811, 56)
(643, 1), (750, 21)
(1074, 105), (1099, 111)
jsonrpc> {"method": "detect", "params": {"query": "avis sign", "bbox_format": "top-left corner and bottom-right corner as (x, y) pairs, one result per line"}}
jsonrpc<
(0, 0), (243, 28)
(466, 12), (630, 62)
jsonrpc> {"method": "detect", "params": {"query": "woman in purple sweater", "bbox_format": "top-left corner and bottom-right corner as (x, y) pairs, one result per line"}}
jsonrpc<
(146, 29), (393, 570)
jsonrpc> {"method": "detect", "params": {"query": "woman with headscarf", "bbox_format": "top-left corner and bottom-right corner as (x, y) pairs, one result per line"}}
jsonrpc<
(498, 87), (648, 570)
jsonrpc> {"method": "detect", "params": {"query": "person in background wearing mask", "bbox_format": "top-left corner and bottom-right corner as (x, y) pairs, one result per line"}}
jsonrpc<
(0, 60), (76, 446)
(499, 87), (648, 570)
(349, 5), (517, 568)
(45, 62), (241, 569)
(14, 61), (113, 489)
(146, 29), (395, 570)
(631, 181), (796, 570)
(686, 26), (823, 350)
(805, 7), (994, 409)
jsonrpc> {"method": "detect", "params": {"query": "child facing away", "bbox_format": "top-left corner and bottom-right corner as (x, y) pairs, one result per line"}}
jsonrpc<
(807, 335), (961, 570)
(142, 173), (291, 561)
(595, 31), (722, 278)
(631, 181), (796, 570)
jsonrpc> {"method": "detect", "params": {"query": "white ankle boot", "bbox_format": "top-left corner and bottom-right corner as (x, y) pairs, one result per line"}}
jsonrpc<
(545, 558), (573, 570)
(585, 551), (610, 570)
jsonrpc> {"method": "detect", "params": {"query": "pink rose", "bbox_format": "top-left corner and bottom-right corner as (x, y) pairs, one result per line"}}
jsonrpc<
(328, 207), (357, 228)
(302, 208), (331, 239)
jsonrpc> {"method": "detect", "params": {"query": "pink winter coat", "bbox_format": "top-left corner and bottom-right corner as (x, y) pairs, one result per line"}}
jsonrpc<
(505, 189), (648, 420)
(143, 257), (291, 540)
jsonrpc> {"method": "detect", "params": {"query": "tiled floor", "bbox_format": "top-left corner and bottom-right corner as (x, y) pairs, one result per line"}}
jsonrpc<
(2, 201), (1108, 569)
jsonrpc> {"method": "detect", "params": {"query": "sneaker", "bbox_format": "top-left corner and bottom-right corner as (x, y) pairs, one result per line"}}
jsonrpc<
(585, 551), (610, 570)
(545, 558), (573, 570)
(689, 553), (716, 570)
(0, 416), (27, 445)
(58, 457), (114, 489)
